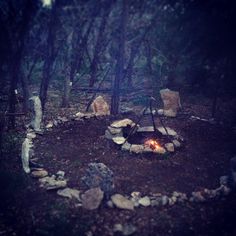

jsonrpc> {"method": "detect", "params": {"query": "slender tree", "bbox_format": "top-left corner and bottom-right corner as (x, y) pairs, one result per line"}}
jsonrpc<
(111, 0), (127, 115)
(39, 1), (58, 110)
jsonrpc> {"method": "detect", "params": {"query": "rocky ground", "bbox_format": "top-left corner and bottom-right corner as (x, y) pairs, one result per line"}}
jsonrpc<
(1, 91), (236, 236)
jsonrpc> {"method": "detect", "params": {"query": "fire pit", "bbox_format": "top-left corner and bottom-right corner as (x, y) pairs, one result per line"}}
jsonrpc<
(105, 119), (183, 154)
(105, 98), (183, 154)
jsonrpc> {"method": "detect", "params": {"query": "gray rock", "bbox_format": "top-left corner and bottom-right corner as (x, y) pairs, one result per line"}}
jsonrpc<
(81, 187), (104, 210)
(39, 176), (67, 190)
(151, 199), (161, 207)
(82, 163), (114, 196)
(21, 138), (33, 173)
(157, 127), (177, 136)
(220, 175), (229, 186)
(91, 96), (110, 116)
(108, 126), (123, 135)
(105, 130), (114, 140)
(107, 200), (114, 208)
(31, 169), (48, 178)
(138, 196), (151, 207)
(157, 109), (164, 115)
(57, 188), (81, 200)
(113, 223), (137, 236)
(122, 224), (137, 236)
(56, 170), (65, 180)
(111, 194), (134, 210)
(29, 96), (42, 132)
(172, 139), (181, 148)
(160, 88), (181, 117)
(130, 144), (144, 154)
(112, 136), (126, 145)
(161, 195), (169, 206)
(121, 142), (132, 151)
(26, 132), (36, 139)
(165, 143), (175, 152)
(190, 191), (205, 202)
(111, 119), (135, 128)
(45, 121), (53, 129)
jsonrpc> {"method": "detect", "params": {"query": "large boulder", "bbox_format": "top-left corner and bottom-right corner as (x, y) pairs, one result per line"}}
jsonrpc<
(82, 163), (114, 197)
(91, 96), (110, 116)
(160, 89), (181, 117)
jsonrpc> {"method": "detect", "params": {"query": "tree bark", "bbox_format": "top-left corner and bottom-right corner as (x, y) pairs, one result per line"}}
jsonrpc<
(8, 0), (36, 128)
(89, 6), (111, 87)
(39, 3), (58, 110)
(111, 0), (127, 115)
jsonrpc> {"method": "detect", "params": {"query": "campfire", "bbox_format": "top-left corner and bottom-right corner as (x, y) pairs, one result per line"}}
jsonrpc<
(144, 139), (162, 151)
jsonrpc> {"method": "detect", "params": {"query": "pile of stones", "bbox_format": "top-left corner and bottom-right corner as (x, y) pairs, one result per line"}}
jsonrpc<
(105, 118), (183, 154)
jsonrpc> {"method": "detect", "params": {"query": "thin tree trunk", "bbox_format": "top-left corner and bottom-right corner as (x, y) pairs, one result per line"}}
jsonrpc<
(61, 73), (71, 107)
(111, 0), (127, 115)
(89, 7), (110, 87)
(39, 3), (57, 110)
(20, 72), (30, 112)
(123, 12), (159, 87)
(70, 17), (96, 84)
(8, 54), (21, 128)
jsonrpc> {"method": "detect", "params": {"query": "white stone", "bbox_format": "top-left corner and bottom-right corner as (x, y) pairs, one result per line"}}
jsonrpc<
(31, 170), (48, 178)
(46, 121), (53, 129)
(26, 132), (36, 139)
(107, 126), (122, 135)
(111, 194), (134, 210)
(172, 139), (181, 148)
(161, 196), (169, 205)
(131, 192), (141, 199)
(157, 127), (177, 136)
(56, 170), (65, 178)
(112, 136), (126, 145)
(138, 196), (151, 207)
(111, 119), (135, 128)
(157, 109), (164, 115)
(91, 96), (110, 116)
(21, 138), (33, 173)
(29, 96), (42, 132)
(39, 176), (67, 190)
(57, 188), (81, 200)
(165, 143), (175, 152)
(130, 144), (144, 154)
(160, 88), (181, 117)
(121, 142), (132, 151)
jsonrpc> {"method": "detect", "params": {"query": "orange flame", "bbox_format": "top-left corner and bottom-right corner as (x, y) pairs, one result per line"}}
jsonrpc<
(144, 139), (162, 151)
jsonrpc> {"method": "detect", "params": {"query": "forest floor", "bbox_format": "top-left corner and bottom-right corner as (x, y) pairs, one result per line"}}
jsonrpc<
(1, 90), (236, 236)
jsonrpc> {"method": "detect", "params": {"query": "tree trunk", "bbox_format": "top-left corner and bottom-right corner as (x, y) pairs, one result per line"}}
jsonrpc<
(20, 72), (30, 112)
(7, 0), (36, 128)
(89, 7), (110, 87)
(39, 3), (57, 110)
(61, 74), (71, 108)
(111, 0), (127, 115)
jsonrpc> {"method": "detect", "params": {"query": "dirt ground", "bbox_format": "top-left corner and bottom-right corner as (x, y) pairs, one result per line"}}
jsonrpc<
(1, 93), (236, 236)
